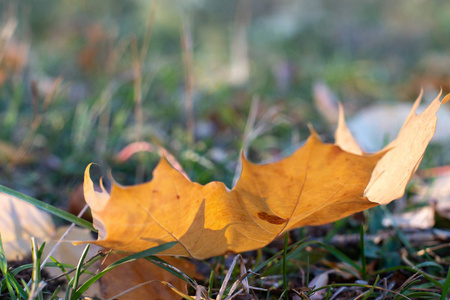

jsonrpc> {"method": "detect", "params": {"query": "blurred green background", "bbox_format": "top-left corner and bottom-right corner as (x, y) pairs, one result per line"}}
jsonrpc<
(1, 0), (450, 206)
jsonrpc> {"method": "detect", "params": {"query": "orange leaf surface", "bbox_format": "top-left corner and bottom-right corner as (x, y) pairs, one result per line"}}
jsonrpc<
(80, 94), (448, 259)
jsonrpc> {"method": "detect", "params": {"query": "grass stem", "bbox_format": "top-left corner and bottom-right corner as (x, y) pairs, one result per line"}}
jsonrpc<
(283, 232), (289, 293)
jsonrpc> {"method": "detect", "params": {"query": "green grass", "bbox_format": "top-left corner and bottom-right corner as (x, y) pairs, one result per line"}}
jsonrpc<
(0, 232), (178, 300)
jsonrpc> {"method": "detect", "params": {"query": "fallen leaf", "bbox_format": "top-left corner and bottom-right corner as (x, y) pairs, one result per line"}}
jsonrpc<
(413, 172), (450, 221)
(382, 206), (435, 229)
(79, 93), (448, 259)
(0, 193), (55, 261)
(100, 254), (200, 300)
(308, 270), (333, 300)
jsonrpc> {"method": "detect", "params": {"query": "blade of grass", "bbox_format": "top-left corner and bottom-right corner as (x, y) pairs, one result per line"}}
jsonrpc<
(254, 237), (312, 274)
(29, 238), (45, 300)
(325, 286), (331, 299)
(415, 261), (444, 271)
(306, 254), (310, 287)
(441, 265), (450, 300)
(0, 234), (28, 299)
(22, 278), (31, 294)
(145, 256), (198, 289)
(277, 289), (287, 300)
(260, 239), (360, 280)
(45, 253), (104, 285)
(374, 266), (443, 289)
(360, 225), (367, 280)
(49, 286), (61, 300)
(360, 274), (379, 300)
(40, 204), (90, 272)
(0, 184), (96, 232)
(12, 261), (74, 277)
(315, 242), (361, 272)
(65, 276), (73, 300)
(282, 232), (289, 291)
(208, 267), (215, 298)
(217, 255), (240, 300)
(71, 244), (90, 296)
(401, 291), (442, 299)
(72, 241), (176, 299)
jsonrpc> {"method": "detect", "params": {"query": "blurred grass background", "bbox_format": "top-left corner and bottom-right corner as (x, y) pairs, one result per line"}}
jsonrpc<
(1, 0), (450, 207)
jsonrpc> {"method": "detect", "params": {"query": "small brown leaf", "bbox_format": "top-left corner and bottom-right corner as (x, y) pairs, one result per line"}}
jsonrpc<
(100, 254), (200, 300)
(382, 206), (435, 229)
(0, 193), (55, 260)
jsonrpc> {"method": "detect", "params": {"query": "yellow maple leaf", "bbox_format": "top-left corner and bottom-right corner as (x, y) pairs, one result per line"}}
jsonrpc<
(79, 93), (449, 259)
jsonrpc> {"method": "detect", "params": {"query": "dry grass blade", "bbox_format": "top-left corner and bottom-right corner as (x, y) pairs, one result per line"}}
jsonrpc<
(239, 255), (249, 295)
(417, 243), (450, 264)
(224, 270), (260, 300)
(229, 0), (251, 85)
(9, 77), (62, 170)
(139, 2), (157, 63)
(233, 95), (259, 186)
(181, 15), (195, 146)
(195, 285), (208, 300)
(216, 255), (246, 300)
(221, 256), (261, 300)
(0, 17), (17, 41)
(39, 204), (89, 271)
(394, 271), (422, 295)
(328, 286), (346, 300)
(131, 36), (143, 144)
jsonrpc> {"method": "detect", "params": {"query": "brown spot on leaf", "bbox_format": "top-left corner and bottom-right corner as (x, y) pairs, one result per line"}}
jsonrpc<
(176, 195), (180, 199)
(257, 212), (287, 225)
(152, 190), (158, 193)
